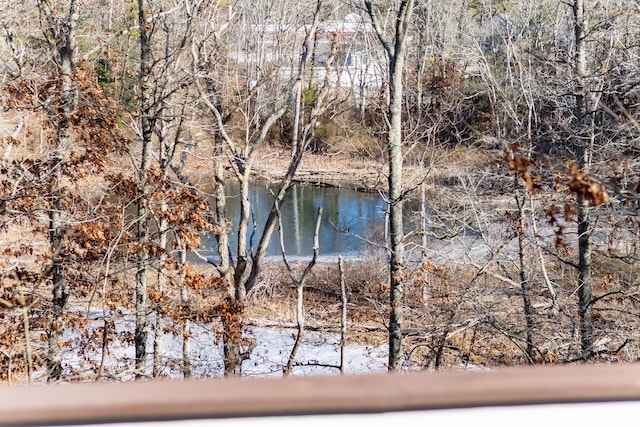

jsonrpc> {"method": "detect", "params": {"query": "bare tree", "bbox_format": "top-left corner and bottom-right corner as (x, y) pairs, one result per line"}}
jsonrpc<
(129, 0), (212, 379)
(33, 0), (80, 382)
(362, 0), (415, 372)
(571, 0), (595, 359)
(281, 207), (322, 376)
(191, 0), (334, 375)
(133, 0), (154, 379)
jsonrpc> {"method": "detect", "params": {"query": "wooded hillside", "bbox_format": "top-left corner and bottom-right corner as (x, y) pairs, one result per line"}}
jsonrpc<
(1, 0), (640, 383)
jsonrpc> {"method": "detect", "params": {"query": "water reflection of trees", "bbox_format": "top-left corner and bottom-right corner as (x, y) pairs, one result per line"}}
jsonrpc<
(209, 181), (387, 259)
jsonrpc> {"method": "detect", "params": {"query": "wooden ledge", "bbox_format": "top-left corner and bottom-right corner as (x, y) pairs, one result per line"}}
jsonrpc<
(2, 363), (640, 426)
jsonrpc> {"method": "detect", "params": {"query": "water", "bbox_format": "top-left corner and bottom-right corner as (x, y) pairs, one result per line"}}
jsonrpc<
(199, 181), (388, 261)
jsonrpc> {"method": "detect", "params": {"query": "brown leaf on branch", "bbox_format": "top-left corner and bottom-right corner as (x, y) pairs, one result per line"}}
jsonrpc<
(504, 144), (542, 195)
(564, 204), (578, 222)
(567, 165), (610, 207)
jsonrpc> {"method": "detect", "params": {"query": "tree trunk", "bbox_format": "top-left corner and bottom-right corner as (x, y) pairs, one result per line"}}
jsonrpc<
(47, 151), (66, 382)
(281, 207), (322, 376)
(179, 246), (191, 379)
(135, 0), (154, 379)
(182, 321), (191, 379)
(516, 189), (535, 363)
(284, 285), (304, 376)
(208, 134), (244, 375)
(573, 0), (593, 358)
(233, 167), (251, 301)
(577, 193), (593, 357)
(387, 88), (405, 372)
(213, 138), (232, 288)
(221, 297), (244, 377)
(419, 159), (428, 306)
(339, 256), (347, 375)
(153, 200), (169, 378)
(40, 0), (78, 382)
(364, 0), (414, 372)
(152, 314), (164, 378)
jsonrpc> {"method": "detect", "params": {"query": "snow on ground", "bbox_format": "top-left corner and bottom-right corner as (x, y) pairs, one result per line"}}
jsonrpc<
(242, 326), (388, 376)
(55, 311), (388, 381)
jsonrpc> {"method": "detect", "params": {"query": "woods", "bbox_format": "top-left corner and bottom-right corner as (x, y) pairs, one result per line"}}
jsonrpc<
(1, 0), (640, 382)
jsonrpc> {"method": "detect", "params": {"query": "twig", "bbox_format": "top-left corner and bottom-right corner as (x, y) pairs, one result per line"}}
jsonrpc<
(97, 318), (109, 380)
(339, 256), (347, 375)
(279, 206), (323, 376)
(529, 197), (559, 309)
(294, 361), (341, 371)
(564, 339), (632, 363)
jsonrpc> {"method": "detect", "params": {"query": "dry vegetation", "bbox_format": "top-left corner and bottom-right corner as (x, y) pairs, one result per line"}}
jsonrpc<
(229, 135), (640, 370)
(5, 114), (640, 377)
(243, 239), (640, 370)
(3, 0), (640, 383)
(3, 96), (640, 379)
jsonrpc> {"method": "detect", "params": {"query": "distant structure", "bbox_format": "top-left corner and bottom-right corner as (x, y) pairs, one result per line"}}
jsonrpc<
(229, 13), (384, 95)
(309, 13), (383, 92)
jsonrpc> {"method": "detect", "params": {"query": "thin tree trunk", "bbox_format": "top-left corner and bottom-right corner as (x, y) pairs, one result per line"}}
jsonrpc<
(515, 190), (535, 363)
(223, 164), (251, 377)
(38, 0), (78, 382)
(233, 168), (251, 300)
(339, 256), (347, 375)
(209, 136), (243, 377)
(22, 304), (33, 384)
(152, 314), (164, 378)
(182, 319), (191, 379)
(153, 201), (169, 378)
(419, 159), (429, 307)
(282, 207), (322, 377)
(577, 193), (593, 357)
(213, 139), (232, 287)
(291, 83), (302, 159)
(284, 285), (305, 376)
(47, 154), (66, 382)
(97, 318), (109, 379)
(365, 0), (414, 372)
(529, 197), (558, 309)
(135, 0), (154, 379)
(222, 299), (243, 376)
(506, 144), (536, 362)
(179, 247), (191, 379)
(573, 0), (593, 358)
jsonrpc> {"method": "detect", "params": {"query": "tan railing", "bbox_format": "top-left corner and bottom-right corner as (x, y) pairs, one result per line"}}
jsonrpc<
(1, 363), (640, 426)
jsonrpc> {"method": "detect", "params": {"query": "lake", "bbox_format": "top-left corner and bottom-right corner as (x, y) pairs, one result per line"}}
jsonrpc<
(199, 181), (388, 261)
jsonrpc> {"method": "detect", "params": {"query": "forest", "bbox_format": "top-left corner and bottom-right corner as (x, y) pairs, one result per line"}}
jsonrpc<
(1, 0), (640, 384)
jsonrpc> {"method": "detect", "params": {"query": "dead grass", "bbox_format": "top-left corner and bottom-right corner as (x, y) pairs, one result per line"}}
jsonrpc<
(241, 243), (640, 370)
(244, 258), (390, 346)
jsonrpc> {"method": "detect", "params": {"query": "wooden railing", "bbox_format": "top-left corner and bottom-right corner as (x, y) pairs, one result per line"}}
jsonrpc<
(2, 363), (640, 426)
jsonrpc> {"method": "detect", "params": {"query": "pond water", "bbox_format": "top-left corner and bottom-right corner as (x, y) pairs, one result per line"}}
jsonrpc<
(199, 181), (388, 261)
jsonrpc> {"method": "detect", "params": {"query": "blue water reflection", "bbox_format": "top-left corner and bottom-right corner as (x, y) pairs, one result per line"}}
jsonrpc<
(200, 181), (388, 260)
